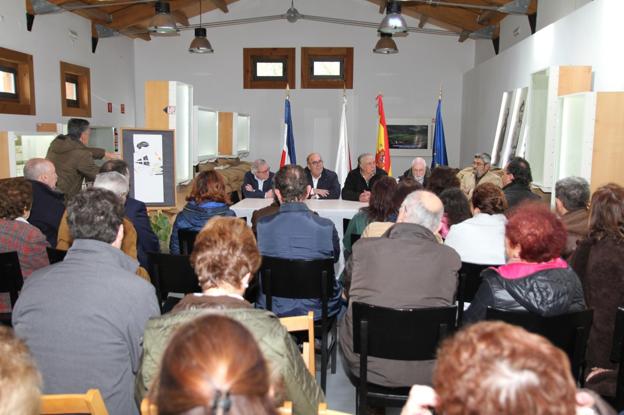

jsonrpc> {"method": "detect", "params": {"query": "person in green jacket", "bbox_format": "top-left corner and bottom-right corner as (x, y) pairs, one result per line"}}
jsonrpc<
(136, 216), (324, 415)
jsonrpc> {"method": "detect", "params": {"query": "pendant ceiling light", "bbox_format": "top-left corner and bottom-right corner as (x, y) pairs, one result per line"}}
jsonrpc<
(378, 1), (407, 35)
(189, 0), (214, 53)
(373, 33), (398, 54)
(148, 1), (179, 35)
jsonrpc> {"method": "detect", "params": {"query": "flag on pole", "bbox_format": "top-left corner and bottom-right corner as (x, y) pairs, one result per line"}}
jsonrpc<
(280, 92), (296, 167)
(335, 94), (352, 187)
(431, 93), (448, 168)
(375, 94), (392, 175)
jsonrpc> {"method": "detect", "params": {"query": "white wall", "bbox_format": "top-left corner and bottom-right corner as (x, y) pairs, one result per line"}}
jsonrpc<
(460, 0), (624, 167)
(133, 0), (474, 174)
(0, 0), (136, 132)
(499, 14), (531, 52)
(537, 0), (593, 31)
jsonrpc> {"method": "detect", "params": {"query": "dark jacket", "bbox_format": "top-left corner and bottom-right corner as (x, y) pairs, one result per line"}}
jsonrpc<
(463, 259), (586, 324)
(46, 136), (105, 200)
(339, 223), (461, 387)
(242, 170), (275, 199)
(503, 181), (540, 210)
(169, 201), (236, 254)
(304, 167), (341, 199)
(125, 197), (160, 268)
(136, 295), (324, 415)
(251, 201), (280, 235)
(341, 167), (388, 201)
(398, 167), (430, 186)
(27, 180), (65, 247)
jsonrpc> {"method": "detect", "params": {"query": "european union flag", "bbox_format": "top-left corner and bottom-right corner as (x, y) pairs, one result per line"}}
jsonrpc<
(431, 98), (448, 168)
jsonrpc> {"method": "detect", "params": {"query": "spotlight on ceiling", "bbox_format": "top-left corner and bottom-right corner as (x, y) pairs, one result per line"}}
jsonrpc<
(373, 33), (398, 54)
(189, 0), (213, 53)
(148, 1), (179, 35)
(378, 1), (408, 35)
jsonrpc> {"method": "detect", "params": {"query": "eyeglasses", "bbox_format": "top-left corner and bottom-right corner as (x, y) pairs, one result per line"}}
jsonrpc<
(256, 169), (270, 174)
(310, 160), (323, 165)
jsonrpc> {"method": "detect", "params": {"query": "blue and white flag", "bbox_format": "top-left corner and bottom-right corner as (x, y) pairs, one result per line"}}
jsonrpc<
(280, 97), (296, 167)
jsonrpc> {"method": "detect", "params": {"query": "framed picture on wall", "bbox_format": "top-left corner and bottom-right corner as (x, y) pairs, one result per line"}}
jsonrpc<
(121, 128), (176, 208)
(387, 118), (433, 157)
(491, 90), (513, 167)
(500, 86), (528, 167)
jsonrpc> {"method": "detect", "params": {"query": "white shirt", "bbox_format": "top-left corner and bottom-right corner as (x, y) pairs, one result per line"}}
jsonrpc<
(444, 213), (507, 265)
(255, 176), (265, 191)
(312, 174), (320, 189)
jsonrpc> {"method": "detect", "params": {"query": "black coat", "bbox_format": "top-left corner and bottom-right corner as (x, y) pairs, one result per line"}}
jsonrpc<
(27, 180), (65, 247)
(341, 167), (387, 201)
(304, 167), (341, 199)
(241, 171), (275, 199)
(503, 182), (540, 209)
(125, 197), (160, 268)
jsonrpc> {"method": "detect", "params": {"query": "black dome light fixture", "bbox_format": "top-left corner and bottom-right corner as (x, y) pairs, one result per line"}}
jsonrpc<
(189, 0), (214, 53)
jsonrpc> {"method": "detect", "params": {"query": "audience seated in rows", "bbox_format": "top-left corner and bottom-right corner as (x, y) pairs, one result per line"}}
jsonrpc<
(305, 152), (341, 199)
(438, 187), (471, 239)
(445, 183), (507, 265)
(464, 203), (585, 324)
(13, 187), (160, 415)
(0, 326), (42, 415)
(341, 153), (388, 202)
(501, 156), (541, 209)
(139, 216), (322, 414)
(340, 190), (460, 388)
(556, 176), (591, 258)
(242, 159), (275, 199)
(398, 157), (429, 187)
(148, 314), (278, 415)
(256, 165), (342, 319)
(23, 158), (64, 247)
(425, 165), (460, 196)
(169, 170), (235, 254)
(0, 178), (49, 312)
(457, 152), (502, 199)
(401, 321), (616, 415)
(570, 183), (624, 397)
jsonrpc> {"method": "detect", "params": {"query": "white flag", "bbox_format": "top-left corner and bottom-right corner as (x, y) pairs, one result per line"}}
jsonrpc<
(335, 95), (351, 190)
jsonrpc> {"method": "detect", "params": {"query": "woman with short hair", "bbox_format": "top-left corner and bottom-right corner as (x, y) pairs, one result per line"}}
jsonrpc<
(438, 187), (472, 239)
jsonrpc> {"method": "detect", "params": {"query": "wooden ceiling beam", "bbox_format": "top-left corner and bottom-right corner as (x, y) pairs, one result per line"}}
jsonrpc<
(418, 14), (428, 28)
(209, 0), (229, 13)
(171, 10), (189, 26)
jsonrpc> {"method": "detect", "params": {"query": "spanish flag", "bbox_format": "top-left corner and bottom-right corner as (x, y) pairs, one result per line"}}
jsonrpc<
(375, 94), (392, 175)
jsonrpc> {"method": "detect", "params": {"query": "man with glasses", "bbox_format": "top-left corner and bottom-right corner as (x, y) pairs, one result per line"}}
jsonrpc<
(242, 159), (275, 199)
(304, 152), (341, 199)
(457, 152), (502, 198)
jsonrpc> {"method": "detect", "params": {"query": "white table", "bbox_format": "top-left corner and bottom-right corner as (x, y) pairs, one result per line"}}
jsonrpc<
(231, 198), (366, 273)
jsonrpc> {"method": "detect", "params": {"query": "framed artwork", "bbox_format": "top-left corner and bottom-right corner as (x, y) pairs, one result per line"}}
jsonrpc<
(501, 87), (528, 167)
(491, 90), (513, 167)
(121, 128), (176, 208)
(386, 118), (433, 157)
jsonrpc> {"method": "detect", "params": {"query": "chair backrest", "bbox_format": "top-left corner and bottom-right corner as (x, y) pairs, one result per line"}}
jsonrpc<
(456, 262), (491, 325)
(280, 311), (316, 375)
(351, 233), (361, 245)
(260, 256), (335, 317)
(177, 229), (198, 255)
(352, 302), (457, 361)
(611, 307), (624, 410)
(0, 251), (24, 306)
(147, 253), (201, 306)
(41, 389), (109, 415)
(485, 307), (594, 381)
(230, 190), (241, 204)
(46, 247), (67, 264)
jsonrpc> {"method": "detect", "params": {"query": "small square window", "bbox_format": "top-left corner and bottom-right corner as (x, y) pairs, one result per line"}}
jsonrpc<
(256, 61), (284, 78)
(0, 47), (35, 115)
(311, 59), (343, 79)
(244, 48), (295, 89)
(0, 66), (17, 97)
(60, 61), (91, 117)
(65, 74), (79, 108)
(302, 47), (353, 89)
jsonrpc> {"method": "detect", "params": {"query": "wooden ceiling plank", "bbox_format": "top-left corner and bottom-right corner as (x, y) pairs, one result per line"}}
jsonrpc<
(171, 10), (189, 26)
(209, 0), (229, 13)
(418, 14), (428, 28)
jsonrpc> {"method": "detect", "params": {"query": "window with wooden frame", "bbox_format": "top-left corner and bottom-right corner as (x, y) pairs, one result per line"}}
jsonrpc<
(60, 61), (91, 117)
(0, 47), (36, 115)
(301, 47), (353, 89)
(243, 48), (295, 89)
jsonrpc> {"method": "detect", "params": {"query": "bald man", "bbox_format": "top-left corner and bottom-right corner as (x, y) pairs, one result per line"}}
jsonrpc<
(304, 152), (341, 199)
(24, 158), (65, 246)
(339, 190), (460, 388)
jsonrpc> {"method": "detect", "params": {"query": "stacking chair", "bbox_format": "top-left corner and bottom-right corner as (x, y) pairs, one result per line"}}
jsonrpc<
(351, 302), (457, 415)
(41, 389), (109, 415)
(610, 306), (624, 410)
(260, 256), (337, 392)
(147, 253), (201, 312)
(486, 307), (593, 383)
(280, 311), (316, 375)
(46, 247), (67, 264)
(0, 251), (24, 326)
(177, 229), (199, 255)
(456, 262), (490, 325)
(230, 190), (241, 204)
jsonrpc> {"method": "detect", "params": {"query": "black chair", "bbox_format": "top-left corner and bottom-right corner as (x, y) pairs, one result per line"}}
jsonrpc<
(352, 302), (457, 414)
(230, 190), (240, 204)
(343, 218), (351, 234)
(147, 253), (201, 313)
(486, 307), (593, 383)
(259, 256), (337, 392)
(610, 306), (624, 410)
(0, 252), (24, 327)
(177, 229), (199, 255)
(46, 247), (67, 264)
(456, 262), (490, 325)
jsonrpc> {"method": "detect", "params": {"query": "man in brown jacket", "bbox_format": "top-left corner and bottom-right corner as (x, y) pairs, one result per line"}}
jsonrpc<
(555, 176), (590, 258)
(339, 190), (461, 388)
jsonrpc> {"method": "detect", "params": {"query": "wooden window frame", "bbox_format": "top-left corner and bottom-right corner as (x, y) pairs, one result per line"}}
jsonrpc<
(0, 47), (36, 115)
(60, 61), (91, 117)
(301, 47), (353, 89)
(244, 48), (295, 89)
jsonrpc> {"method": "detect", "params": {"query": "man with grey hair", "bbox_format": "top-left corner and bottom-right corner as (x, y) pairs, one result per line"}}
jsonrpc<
(555, 176), (590, 258)
(341, 153), (388, 202)
(24, 158), (65, 246)
(339, 190), (461, 389)
(399, 157), (430, 186)
(242, 159), (275, 199)
(457, 152), (502, 198)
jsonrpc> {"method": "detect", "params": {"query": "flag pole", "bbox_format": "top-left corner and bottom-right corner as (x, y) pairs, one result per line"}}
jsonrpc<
(343, 82), (346, 99)
(286, 83), (290, 100)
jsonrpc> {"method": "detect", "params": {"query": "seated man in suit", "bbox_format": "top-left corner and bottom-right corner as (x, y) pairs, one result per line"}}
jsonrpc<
(399, 157), (430, 187)
(242, 159), (275, 199)
(341, 153), (388, 202)
(24, 158), (65, 247)
(256, 165), (342, 319)
(305, 152), (341, 199)
(339, 190), (460, 388)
